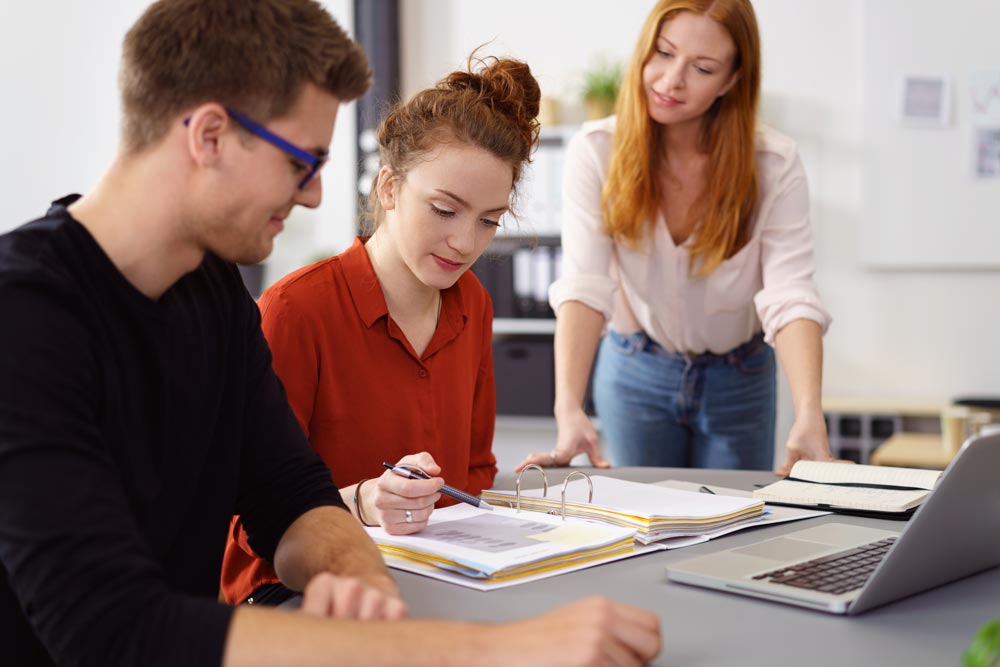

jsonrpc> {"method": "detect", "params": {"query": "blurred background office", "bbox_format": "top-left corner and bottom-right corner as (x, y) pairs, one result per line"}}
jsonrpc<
(3, 0), (998, 469)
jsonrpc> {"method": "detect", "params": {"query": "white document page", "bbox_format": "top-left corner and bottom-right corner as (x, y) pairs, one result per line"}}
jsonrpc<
(488, 475), (763, 520)
(366, 504), (636, 579)
(651, 480), (829, 548)
(378, 541), (667, 591)
(753, 480), (929, 512)
(788, 461), (942, 490)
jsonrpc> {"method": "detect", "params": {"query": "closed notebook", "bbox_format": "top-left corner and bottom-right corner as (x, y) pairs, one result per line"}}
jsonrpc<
(481, 475), (765, 544)
(752, 461), (943, 514)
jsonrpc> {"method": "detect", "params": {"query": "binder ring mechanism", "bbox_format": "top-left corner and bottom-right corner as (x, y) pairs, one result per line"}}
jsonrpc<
(514, 465), (594, 521)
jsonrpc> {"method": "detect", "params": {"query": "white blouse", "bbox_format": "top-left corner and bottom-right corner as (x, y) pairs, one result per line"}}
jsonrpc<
(548, 116), (832, 355)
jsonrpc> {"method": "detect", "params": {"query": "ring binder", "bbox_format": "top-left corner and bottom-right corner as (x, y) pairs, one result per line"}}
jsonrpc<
(515, 464), (549, 512)
(560, 471), (594, 521)
(514, 465), (595, 520)
(483, 475), (766, 543)
(366, 475), (779, 591)
(365, 501), (641, 591)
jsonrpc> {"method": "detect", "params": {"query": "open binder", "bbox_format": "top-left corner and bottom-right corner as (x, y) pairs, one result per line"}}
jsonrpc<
(367, 468), (822, 590)
(480, 467), (766, 545)
(752, 461), (944, 520)
(365, 502), (646, 591)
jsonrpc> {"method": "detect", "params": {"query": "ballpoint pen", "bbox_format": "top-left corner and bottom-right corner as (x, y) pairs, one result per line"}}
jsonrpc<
(382, 462), (494, 511)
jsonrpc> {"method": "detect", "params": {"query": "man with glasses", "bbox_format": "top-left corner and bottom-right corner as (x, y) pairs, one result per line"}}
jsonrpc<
(186, 108), (329, 190)
(0, 1), (403, 664)
(0, 1), (661, 666)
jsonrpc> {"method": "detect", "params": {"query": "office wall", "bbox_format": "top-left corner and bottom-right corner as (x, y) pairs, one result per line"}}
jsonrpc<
(3, 1), (998, 415)
(0, 0), (359, 287)
(861, 0), (1000, 269)
(399, 0), (1000, 434)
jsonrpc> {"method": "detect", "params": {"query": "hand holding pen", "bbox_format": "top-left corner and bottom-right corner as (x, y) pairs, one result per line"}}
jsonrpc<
(382, 461), (493, 511)
(362, 452), (447, 535)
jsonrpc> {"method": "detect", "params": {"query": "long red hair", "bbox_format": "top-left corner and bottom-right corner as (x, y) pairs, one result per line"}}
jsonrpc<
(603, 0), (761, 276)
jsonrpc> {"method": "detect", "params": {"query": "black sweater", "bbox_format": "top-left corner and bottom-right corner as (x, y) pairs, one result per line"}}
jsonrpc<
(0, 196), (344, 666)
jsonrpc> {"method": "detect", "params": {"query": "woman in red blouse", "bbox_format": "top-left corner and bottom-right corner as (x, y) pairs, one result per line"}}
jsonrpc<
(220, 54), (542, 606)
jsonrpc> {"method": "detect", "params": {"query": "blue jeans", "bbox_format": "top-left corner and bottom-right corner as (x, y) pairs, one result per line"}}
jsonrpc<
(593, 330), (776, 470)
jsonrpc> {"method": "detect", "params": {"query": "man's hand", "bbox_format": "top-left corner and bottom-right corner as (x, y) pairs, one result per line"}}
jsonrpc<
(491, 597), (661, 667)
(225, 593), (658, 666)
(300, 572), (407, 620)
(272, 505), (395, 596)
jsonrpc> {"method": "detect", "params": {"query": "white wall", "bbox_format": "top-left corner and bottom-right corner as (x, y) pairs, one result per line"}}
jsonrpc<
(752, 0), (1000, 403)
(399, 0), (1000, 448)
(400, 0), (650, 116)
(0, 0), (359, 288)
(3, 1), (999, 417)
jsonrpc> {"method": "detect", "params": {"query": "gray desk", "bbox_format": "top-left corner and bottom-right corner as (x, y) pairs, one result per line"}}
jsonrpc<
(390, 467), (1000, 666)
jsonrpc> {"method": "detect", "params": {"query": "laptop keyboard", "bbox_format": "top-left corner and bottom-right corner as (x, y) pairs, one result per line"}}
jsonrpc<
(752, 537), (898, 595)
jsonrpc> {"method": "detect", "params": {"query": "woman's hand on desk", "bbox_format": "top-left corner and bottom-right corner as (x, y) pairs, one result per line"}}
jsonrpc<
(515, 407), (611, 471)
(492, 596), (661, 666)
(300, 572), (408, 620)
(775, 409), (850, 476)
(369, 452), (443, 535)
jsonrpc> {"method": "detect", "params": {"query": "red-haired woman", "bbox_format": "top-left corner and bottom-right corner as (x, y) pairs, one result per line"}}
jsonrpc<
(518, 0), (834, 476)
(221, 55), (541, 607)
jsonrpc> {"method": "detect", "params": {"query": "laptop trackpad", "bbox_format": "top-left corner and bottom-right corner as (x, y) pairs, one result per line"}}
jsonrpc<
(733, 538), (834, 562)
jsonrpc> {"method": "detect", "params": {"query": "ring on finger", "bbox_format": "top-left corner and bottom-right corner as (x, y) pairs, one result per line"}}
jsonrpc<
(404, 510), (413, 524)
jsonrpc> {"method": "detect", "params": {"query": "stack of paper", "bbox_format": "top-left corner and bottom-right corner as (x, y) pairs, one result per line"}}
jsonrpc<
(652, 480), (829, 548)
(366, 504), (640, 590)
(480, 476), (764, 545)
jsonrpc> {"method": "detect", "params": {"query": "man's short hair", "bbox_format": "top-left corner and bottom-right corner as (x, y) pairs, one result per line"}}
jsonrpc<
(119, 0), (371, 152)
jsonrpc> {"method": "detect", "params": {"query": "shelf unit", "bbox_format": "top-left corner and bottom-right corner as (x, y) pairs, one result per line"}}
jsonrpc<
(822, 397), (945, 464)
(492, 318), (557, 336)
(474, 127), (583, 417)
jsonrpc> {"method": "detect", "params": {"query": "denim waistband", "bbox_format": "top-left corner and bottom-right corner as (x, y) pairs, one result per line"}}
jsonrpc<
(610, 330), (767, 366)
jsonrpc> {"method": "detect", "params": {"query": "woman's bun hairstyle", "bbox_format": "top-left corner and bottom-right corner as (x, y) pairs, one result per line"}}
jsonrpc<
(365, 51), (541, 230)
(441, 55), (541, 166)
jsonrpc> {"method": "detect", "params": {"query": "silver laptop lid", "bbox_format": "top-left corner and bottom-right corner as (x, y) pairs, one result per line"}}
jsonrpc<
(666, 431), (1000, 614)
(847, 431), (1000, 614)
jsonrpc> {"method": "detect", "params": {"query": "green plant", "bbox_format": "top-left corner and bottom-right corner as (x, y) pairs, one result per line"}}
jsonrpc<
(964, 617), (1000, 667)
(582, 58), (623, 106)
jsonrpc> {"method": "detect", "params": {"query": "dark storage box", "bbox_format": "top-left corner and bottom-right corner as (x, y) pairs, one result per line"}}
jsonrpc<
(493, 339), (555, 416)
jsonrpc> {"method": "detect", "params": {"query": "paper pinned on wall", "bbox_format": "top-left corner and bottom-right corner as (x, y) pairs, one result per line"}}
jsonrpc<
(970, 71), (1000, 125)
(972, 128), (1000, 179)
(970, 71), (1000, 179)
(898, 73), (951, 127)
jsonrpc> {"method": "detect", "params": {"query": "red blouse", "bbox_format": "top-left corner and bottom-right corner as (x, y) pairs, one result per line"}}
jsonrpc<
(220, 237), (497, 603)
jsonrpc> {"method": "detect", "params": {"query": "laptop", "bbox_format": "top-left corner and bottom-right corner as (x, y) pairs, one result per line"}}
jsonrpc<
(666, 431), (1000, 614)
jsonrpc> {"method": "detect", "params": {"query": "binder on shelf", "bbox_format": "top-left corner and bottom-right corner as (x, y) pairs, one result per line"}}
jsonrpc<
(481, 467), (766, 545)
(511, 247), (535, 317)
(752, 460), (943, 519)
(530, 246), (552, 314)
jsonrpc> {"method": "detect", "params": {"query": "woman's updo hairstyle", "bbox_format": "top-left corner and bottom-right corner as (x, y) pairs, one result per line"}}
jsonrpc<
(365, 53), (541, 229)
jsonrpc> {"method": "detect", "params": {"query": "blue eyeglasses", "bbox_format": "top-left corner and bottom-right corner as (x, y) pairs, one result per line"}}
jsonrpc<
(184, 108), (327, 189)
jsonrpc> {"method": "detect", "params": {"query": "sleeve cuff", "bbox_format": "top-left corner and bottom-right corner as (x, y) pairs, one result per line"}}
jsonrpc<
(755, 288), (832, 345)
(548, 274), (618, 320)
